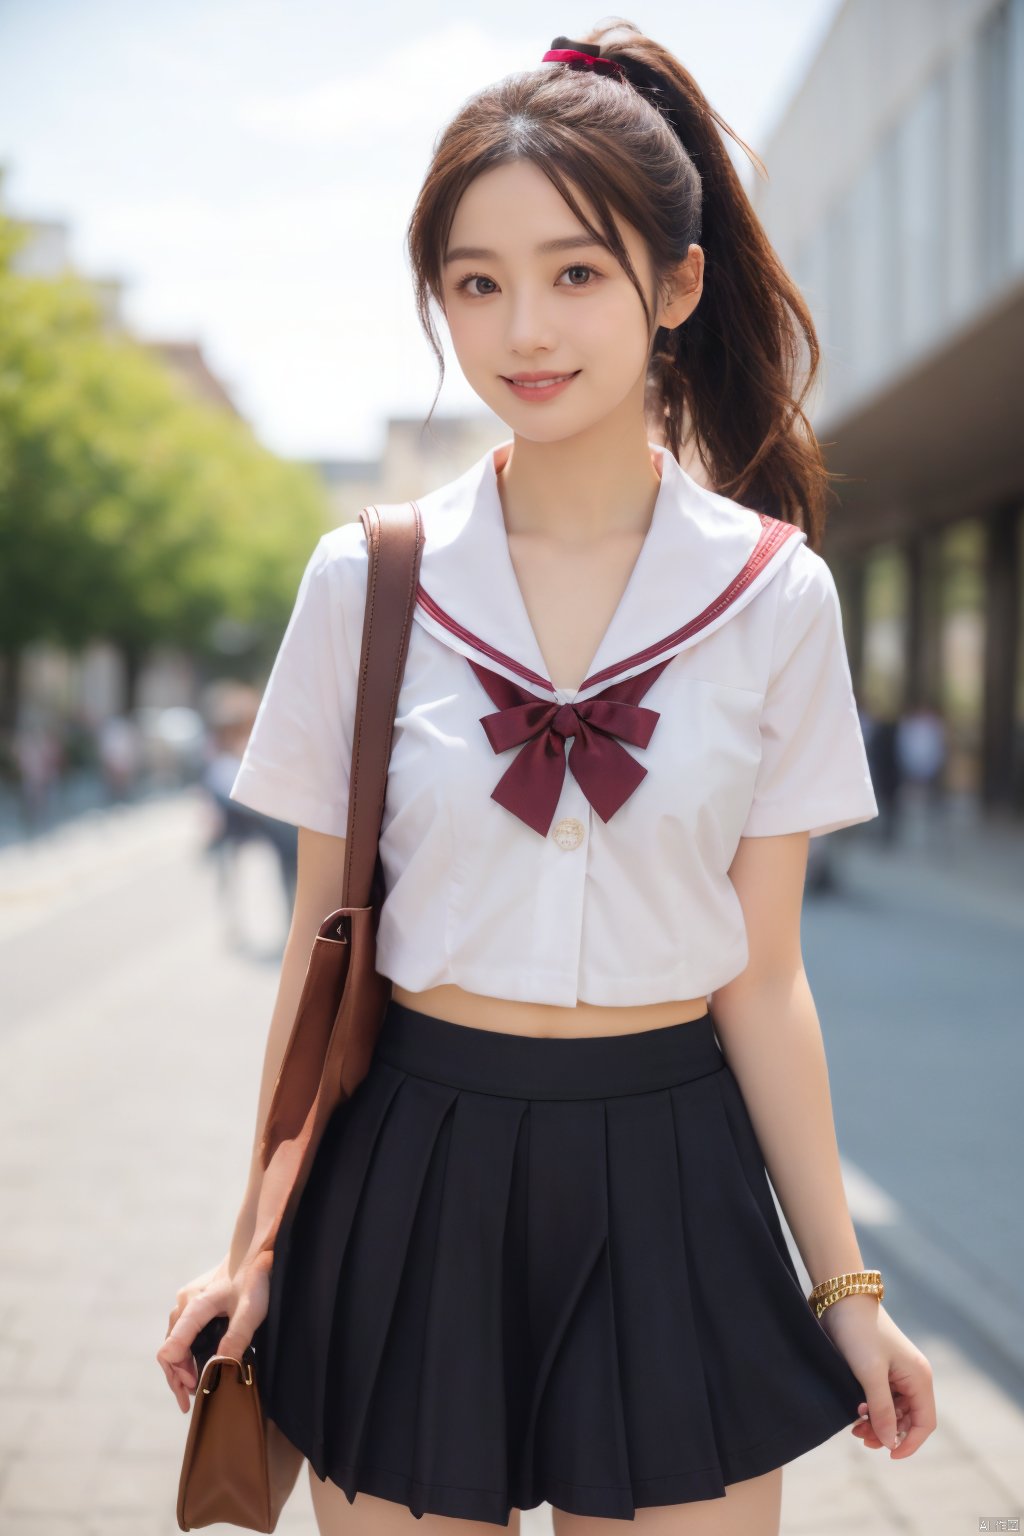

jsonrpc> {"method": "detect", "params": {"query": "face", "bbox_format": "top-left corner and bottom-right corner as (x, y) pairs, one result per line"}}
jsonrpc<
(440, 158), (701, 443)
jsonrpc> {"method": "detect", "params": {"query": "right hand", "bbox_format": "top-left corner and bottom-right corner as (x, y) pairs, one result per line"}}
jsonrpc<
(157, 1249), (272, 1413)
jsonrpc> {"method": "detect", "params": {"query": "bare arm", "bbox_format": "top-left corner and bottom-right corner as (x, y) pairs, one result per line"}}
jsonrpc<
(709, 830), (864, 1287)
(711, 831), (937, 1461)
(226, 824), (349, 1273)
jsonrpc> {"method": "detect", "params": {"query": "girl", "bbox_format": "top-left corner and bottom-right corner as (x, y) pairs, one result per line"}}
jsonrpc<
(159, 23), (936, 1536)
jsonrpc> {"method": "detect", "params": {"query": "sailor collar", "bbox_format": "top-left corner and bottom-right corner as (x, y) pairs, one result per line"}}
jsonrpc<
(411, 437), (807, 707)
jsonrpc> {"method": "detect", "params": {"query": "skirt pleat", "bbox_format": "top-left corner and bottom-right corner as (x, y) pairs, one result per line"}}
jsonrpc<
(668, 1069), (865, 1487)
(519, 1098), (632, 1515)
(603, 1088), (724, 1506)
(254, 1002), (865, 1525)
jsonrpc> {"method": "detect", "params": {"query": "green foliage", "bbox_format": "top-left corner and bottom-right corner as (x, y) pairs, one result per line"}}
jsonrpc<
(0, 205), (330, 671)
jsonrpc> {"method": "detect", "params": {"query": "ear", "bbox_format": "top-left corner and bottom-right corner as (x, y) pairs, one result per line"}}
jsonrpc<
(657, 244), (704, 331)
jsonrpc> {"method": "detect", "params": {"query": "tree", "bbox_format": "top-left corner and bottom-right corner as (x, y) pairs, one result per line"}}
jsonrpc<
(0, 202), (329, 727)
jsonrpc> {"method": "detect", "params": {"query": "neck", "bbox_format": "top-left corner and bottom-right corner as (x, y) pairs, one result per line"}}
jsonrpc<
(495, 421), (664, 546)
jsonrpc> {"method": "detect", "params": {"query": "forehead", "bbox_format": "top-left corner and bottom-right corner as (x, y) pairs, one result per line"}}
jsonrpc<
(446, 159), (640, 259)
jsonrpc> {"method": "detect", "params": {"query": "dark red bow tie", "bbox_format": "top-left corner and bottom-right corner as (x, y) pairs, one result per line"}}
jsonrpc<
(467, 656), (672, 836)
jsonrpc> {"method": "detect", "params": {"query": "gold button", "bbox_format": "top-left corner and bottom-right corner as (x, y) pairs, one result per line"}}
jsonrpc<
(552, 816), (585, 850)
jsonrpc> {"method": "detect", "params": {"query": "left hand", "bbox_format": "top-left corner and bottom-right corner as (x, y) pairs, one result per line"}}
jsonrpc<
(818, 1295), (936, 1459)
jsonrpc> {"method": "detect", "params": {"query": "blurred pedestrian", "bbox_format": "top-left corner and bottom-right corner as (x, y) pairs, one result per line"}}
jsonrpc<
(201, 699), (297, 946)
(12, 714), (63, 831)
(896, 698), (947, 841)
(865, 711), (903, 845)
(96, 713), (143, 803)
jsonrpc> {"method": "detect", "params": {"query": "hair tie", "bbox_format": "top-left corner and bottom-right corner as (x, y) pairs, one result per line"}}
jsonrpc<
(542, 35), (626, 82)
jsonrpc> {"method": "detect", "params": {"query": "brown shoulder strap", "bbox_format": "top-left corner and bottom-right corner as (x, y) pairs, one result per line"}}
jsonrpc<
(342, 500), (423, 908)
(245, 500), (422, 1254)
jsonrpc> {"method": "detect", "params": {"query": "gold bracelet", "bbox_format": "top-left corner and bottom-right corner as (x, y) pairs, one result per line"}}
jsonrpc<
(807, 1269), (884, 1321)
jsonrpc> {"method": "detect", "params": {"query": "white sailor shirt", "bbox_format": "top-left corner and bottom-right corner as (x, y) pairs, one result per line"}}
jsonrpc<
(229, 439), (879, 1008)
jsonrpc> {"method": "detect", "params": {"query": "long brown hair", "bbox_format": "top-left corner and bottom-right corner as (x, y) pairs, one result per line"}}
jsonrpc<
(406, 18), (838, 549)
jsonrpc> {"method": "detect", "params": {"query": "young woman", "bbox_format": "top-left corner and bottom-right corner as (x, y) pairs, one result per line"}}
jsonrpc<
(158, 24), (936, 1536)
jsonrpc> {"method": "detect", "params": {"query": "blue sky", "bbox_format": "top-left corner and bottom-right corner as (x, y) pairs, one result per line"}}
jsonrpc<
(0, 0), (845, 460)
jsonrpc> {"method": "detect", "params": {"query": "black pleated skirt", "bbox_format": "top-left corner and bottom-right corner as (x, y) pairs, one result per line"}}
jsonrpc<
(252, 999), (864, 1524)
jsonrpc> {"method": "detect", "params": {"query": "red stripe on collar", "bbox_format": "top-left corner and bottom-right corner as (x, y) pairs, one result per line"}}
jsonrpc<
(583, 513), (800, 691)
(415, 583), (554, 692)
(416, 511), (801, 696)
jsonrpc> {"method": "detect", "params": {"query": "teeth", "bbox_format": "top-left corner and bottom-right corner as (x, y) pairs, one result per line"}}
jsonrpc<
(512, 375), (573, 388)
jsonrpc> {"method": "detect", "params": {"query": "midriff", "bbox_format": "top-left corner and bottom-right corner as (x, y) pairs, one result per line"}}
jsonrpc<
(389, 981), (711, 1039)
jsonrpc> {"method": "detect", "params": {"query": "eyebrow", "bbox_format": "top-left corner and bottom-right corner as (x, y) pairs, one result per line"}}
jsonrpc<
(443, 235), (607, 266)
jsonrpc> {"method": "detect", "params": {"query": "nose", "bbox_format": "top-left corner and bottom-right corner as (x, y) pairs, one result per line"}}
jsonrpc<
(504, 286), (558, 358)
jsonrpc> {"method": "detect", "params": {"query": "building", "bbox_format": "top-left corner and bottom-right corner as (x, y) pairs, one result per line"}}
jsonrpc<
(302, 411), (506, 531)
(751, 0), (1024, 815)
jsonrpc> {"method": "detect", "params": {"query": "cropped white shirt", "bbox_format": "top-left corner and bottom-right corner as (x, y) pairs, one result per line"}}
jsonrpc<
(229, 439), (879, 1007)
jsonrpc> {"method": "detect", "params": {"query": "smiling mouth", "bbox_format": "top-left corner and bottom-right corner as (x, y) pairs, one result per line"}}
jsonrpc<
(503, 371), (581, 388)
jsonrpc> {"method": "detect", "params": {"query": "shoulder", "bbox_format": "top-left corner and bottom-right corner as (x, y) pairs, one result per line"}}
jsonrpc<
(769, 535), (840, 632)
(303, 517), (370, 603)
(317, 516), (369, 568)
(760, 535), (849, 684)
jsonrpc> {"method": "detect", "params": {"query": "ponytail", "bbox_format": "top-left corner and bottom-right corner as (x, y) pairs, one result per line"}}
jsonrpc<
(595, 22), (833, 544)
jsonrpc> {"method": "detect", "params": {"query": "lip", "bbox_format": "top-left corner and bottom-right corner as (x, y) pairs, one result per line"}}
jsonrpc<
(502, 370), (580, 402)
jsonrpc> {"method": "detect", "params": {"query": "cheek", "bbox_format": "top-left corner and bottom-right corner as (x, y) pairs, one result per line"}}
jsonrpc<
(576, 293), (651, 375)
(442, 295), (475, 344)
(446, 309), (499, 380)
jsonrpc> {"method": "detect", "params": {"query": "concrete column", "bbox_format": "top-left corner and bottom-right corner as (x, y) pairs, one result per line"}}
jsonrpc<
(905, 536), (926, 709)
(981, 501), (1022, 809)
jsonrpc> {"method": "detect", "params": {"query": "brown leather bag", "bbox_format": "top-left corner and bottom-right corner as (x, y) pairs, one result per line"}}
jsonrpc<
(176, 499), (424, 1532)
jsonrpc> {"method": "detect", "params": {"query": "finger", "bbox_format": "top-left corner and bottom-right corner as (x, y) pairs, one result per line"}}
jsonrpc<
(157, 1289), (231, 1402)
(887, 1361), (937, 1458)
(857, 1400), (911, 1424)
(888, 1395), (937, 1458)
(851, 1414), (892, 1450)
(166, 1281), (233, 1357)
(862, 1382), (899, 1451)
(890, 1423), (927, 1457)
(854, 1407), (923, 1455)
(852, 1405), (911, 1450)
(156, 1341), (199, 1412)
(219, 1289), (260, 1365)
(155, 1349), (196, 1413)
(157, 1333), (197, 1372)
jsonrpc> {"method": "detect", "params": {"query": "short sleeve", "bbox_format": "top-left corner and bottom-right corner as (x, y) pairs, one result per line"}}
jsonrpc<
(740, 548), (878, 839)
(228, 527), (366, 836)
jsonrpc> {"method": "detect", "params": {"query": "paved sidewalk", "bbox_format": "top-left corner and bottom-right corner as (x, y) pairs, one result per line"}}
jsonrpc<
(841, 790), (1024, 930)
(0, 792), (1020, 1534)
